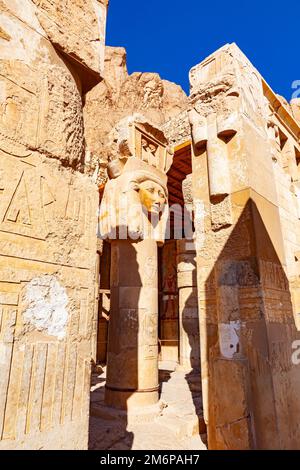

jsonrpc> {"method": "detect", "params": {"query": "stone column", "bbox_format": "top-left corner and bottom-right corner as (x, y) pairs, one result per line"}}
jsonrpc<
(99, 116), (173, 411)
(177, 239), (200, 371)
(105, 238), (159, 409)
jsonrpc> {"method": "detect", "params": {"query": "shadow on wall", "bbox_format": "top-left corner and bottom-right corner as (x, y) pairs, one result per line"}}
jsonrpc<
(203, 199), (300, 450)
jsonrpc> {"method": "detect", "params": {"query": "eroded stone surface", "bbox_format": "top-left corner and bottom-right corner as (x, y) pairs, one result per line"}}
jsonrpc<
(31, 0), (107, 75)
(100, 118), (173, 410)
(1, 0), (300, 452)
(189, 43), (300, 450)
(0, 0), (103, 450)
(83, 46), (188, 178)
(22, 275), (69, 339)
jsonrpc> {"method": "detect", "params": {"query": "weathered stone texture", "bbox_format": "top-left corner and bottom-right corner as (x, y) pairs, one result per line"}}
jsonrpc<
(31, 0), (107, 76)
(1, 0), (300, 452)
(99, 118), (172, 410)
(0, 0), (103, 449)
(189, 43), (300, 450)
(0, 155), (98, 450)
(83, 46), (188, 178)
(0, 1), (97, 168)
(162, 110), (191, 149)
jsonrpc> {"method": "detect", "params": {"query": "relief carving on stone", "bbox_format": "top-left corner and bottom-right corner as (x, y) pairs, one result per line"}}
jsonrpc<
(189, 44), (267, 141)
(0, 61), (40, 159)
(99, 116), (173, 244)
(187, 45), (267, 230)
(0, 60), (85, 167)
(188, 85), (235, 229)
(188, 67), (240, 207)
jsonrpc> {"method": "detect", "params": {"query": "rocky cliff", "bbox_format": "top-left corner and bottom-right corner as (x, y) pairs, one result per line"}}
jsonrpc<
(83, 46), (188, 179)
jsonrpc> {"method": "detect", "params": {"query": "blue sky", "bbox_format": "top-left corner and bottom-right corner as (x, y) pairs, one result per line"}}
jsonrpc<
(106, 0), (299, 100)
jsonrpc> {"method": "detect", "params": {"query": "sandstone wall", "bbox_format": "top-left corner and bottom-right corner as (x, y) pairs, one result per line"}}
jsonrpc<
(189, 43), (300, 449)
(291, 98), (300, 124)
(0, 0), (106, 449)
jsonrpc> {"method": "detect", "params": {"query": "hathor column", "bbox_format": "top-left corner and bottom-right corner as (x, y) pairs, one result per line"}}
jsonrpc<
(99, 116), (173, 409)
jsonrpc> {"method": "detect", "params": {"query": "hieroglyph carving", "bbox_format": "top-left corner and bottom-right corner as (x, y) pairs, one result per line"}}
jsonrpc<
(0, 155), (93, 247)
(0, 61), (84, 167)
(0, 62), (40, 158)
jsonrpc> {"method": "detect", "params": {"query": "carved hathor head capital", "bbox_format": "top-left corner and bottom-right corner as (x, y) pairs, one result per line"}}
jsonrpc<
(99, 115), (173, 244)
(99, 157), (169, 243)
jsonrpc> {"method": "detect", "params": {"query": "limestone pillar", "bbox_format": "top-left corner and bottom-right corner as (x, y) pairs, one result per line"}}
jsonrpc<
(189, 43), (300, 450)
(177, 239), (200, 371)
(99, 116), (173, 410)
(105, 239), (159, 409)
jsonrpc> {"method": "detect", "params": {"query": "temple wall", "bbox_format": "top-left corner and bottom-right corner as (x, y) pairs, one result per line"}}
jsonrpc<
(189, 43), (300, 449)
(0, 0), (106, 449)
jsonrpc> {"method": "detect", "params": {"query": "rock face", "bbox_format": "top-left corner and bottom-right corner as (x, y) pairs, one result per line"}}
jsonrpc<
(0, 0), (106, 450)
(31, 0), (107, 77)
(83, 46), (188, 177)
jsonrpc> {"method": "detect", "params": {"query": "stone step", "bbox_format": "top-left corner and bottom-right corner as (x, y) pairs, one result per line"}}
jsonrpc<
(156, 412), (206, 439)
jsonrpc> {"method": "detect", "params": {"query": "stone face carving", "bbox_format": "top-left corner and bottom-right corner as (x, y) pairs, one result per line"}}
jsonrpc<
(189, 82), (239, 150)
(188, 44), (273, 235)
(138, 180), (166, 214)
(99, 158), (169, 242)
(188, 72), (240, 201)
(189, 43), (300, 451)
(99, 116), (171, 244)
(3, 0), (300, 450)
(188, 107), (233, 229)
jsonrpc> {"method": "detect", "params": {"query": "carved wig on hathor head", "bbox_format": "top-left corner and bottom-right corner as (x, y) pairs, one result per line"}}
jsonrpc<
(99, 114), (173, 244)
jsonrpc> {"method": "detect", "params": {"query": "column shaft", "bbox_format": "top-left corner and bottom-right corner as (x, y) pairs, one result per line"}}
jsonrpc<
(105, 239), (159, 409)
(177, 240), (200, 371)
